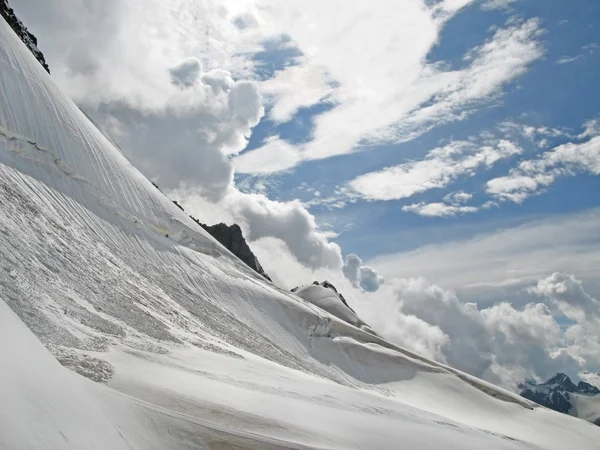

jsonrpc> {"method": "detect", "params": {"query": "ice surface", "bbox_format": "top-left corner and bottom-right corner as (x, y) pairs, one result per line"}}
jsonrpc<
(293, 283), (364, 327)
(1, 16), (600, 449)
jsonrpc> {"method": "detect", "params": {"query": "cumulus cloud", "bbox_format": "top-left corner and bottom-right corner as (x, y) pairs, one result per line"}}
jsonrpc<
(225, 192), (343, 269)
(170, 57), (203, 87)
(178, 189), (343, 270)
(487, 126), (600, 203)
(90, 69), (263, 199)
(356, 275), (591, 389)
(529, 273), (600, 324)
(349, 139), (522, 201)
(531, 273), (600, 375)
(342, 254), (385, 292)
(12, 0), (264, 111)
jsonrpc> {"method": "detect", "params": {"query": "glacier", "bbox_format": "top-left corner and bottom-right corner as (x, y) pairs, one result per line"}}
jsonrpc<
(1, 15), (599, 450)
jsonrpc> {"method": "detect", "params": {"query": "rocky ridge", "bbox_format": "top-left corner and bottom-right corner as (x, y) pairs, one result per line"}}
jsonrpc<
(1, 0), (49, 73)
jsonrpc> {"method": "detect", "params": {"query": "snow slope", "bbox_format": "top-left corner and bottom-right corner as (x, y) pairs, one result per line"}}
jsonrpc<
(1, 16), (600, 449)
(293, 283), (365, 327)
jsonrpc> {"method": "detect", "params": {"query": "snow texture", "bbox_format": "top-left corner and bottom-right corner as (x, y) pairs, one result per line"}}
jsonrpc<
(1, 15), (600, 450)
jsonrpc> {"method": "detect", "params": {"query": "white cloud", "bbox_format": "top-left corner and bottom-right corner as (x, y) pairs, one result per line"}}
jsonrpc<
(342, 254), (385, 292)
(487, 127), (600, 203)
(260, 63), (335, 123)
(170, 57), (203, 87)
(556, 55), (583, 65)
(529, 273), (600, 324)
(401, 190), (478, 217)
(178, 189), (343, 270)
(234, 12), (543, 174)
(12, 0), (265, 110)
(481, 0), (520, 11)
(234, 137), (301, 174)
(88, 69), (264, 199)
(580, 119), (600, 139)
(580, 372), (600, 388)
(530, 273), (600, 374)
(349, 139), (522, 201)
(402, 202), (478, 217)
(444, 191), (473, 204)
(355, 276), (587, 389)
(497, 121), (572, 144)
(486, 173), (556, 203)
(369, 208), (600, 294)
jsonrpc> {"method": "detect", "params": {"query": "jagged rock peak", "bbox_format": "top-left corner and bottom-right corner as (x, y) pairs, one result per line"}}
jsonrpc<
(577, 380), (600, 395)
(149, 183), (271, 281)
(197, 222), (271, 282)
(545, 373), (578, 392)
(1, 0), (50, 73)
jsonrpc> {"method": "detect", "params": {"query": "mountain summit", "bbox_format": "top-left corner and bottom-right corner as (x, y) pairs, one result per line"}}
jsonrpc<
(521, 373), (600, 425)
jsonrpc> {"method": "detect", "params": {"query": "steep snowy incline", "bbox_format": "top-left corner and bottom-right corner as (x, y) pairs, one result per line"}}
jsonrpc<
(0, 298), (329, 450)
(1, 16), (600, 450)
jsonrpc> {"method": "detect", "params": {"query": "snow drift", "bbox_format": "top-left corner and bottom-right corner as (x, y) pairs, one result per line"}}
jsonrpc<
(1, 15), (600, 450)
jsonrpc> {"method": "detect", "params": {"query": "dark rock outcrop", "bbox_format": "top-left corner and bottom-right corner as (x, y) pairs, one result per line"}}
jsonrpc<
(198, 222), (271, 282)
(1, 0), (50, 73)
(577, 380), (600, 395)
(146, 183), (271, 282)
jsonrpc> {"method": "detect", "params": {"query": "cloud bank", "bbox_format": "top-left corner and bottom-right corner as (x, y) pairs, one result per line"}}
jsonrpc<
(357, 272), (598, 389)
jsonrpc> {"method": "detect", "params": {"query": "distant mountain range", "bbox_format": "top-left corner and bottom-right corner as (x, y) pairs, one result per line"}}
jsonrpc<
(520, 373), (600, 425)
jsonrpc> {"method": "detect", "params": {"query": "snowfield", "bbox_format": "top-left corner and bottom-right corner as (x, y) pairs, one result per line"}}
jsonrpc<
(1, 17), (599, 449)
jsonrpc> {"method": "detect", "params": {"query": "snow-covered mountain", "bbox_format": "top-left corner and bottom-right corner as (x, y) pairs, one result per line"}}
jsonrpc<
(292, 281), (374, 331)
(521, 373), (600, 425)
(1, 11), (600, 450)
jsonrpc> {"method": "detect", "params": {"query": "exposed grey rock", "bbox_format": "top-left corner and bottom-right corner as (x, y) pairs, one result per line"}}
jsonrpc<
(1, 0), (50, 73)
(198, 222), (271, 282)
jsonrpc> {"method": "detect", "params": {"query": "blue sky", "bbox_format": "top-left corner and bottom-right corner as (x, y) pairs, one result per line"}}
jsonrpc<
(236, 0), (600, 261)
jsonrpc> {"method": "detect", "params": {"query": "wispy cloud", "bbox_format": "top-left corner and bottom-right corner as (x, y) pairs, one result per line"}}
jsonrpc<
(402, 202), (478, 217)
(349, 140), (522, 201)
(481, 0), (520, 11)
(487, 122), (600, 203)
(556, 55), (583, 65)
(236, 15), (544, 174)
(402, 191), (478, 217)
(369, 207), (600, 292)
